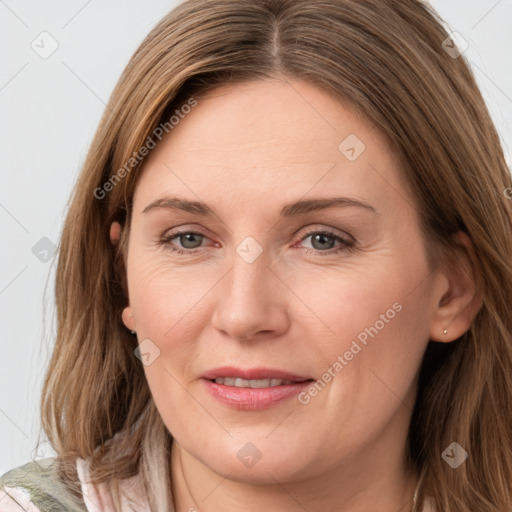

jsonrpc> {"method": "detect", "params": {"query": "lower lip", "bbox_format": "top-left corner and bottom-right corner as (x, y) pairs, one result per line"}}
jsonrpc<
(201, 378), (313, 410)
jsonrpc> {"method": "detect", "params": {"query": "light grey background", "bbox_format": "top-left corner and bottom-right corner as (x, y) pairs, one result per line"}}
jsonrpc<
(1, 0), (511, 474)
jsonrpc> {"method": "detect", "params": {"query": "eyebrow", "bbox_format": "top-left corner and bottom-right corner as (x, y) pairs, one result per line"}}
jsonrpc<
(142, 196), (377, 217)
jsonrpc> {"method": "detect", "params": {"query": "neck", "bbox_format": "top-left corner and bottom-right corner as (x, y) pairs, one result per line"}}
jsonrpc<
(170, 436), (419, 512)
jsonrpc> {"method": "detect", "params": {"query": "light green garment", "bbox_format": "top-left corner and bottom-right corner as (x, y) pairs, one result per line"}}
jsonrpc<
(0, 458), (87, 512)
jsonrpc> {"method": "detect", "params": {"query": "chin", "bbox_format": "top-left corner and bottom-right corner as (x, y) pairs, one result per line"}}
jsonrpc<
(188, 437), (315, 485)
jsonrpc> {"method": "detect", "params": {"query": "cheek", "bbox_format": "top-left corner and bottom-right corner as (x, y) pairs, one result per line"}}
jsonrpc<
(287, 252), (432, 407)
(128, 250), (213, 336)
(127, 260), (210, 432)
(127, 254), (222, 402)
(285, 258), (419, 351)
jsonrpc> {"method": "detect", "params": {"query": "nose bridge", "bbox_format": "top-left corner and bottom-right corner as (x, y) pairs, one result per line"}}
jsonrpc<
(224, 225), (274, 298)
(211, 238), (287, 340)
(225, 243), (272, 311)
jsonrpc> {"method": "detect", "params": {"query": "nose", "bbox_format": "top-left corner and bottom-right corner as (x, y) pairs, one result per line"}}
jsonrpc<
(210, 248), (290, 342)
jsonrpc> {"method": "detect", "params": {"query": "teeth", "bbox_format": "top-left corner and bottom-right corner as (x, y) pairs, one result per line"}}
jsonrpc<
(213, 377), (294, 388)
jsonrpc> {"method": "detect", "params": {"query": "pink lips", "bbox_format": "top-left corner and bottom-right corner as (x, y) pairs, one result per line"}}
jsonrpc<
(200, 366), (314, 410)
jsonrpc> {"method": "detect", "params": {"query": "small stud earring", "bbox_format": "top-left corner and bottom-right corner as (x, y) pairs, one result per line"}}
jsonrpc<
(443, 329), (448, 335)
(130, 329), (136, 335)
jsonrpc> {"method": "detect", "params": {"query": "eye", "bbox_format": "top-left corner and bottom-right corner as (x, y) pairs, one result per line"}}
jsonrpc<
(297, 229), (355, 254)
(173, 232), (204, 249)
(159, 230), (214, 254)
(158, 227), (356, 256)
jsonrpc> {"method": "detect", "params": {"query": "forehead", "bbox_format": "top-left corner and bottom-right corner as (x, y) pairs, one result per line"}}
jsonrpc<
(133, 78), (412, 216)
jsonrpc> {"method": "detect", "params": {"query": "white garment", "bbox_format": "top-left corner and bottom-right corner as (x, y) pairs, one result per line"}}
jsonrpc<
(75, 458), (151, 512)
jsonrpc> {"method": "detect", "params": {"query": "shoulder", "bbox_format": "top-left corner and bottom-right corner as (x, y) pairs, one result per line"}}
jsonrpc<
(0, 458), (87, 512)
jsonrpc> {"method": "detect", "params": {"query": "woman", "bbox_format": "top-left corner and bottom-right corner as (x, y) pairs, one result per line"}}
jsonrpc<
(1, 0), (511, 511)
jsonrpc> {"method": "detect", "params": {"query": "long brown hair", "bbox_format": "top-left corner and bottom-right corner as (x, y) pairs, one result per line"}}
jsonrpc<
(40, 1), (512, 510)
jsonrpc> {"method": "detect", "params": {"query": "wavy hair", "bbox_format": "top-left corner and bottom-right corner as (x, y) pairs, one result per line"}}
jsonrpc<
(40, 0), (512, 510)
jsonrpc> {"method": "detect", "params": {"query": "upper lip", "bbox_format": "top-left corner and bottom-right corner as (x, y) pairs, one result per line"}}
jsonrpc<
(202, 366), (313, 382)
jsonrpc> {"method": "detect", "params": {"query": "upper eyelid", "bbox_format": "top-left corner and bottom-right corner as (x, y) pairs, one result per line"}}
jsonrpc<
(162, 224), (351, 238)
(297, 225), (353, 241)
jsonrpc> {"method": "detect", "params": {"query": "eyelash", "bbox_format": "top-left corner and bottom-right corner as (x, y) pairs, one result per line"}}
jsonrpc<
(158, 228), (356, 256)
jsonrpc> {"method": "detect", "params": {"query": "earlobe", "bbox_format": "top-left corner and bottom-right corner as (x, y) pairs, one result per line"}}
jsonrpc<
(110, 221), (122, 245)
(122, 306), (136, 332)
(429, 231), (484, 343)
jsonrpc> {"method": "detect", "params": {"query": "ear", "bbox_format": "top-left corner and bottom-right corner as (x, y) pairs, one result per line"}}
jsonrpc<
(429, 231), (484, 342)
(122, 306), (136, 331)
(110, 220), (132, 324)
(110, 221), (122, 245)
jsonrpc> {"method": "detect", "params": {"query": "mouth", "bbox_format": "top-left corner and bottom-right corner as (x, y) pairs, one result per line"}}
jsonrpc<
(209, 377), (301, 388)
(200, 367), (314, 410)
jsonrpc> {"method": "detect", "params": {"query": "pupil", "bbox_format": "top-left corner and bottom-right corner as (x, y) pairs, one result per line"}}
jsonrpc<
(313, 233), (334, 250)
(181, 233), (202, 249)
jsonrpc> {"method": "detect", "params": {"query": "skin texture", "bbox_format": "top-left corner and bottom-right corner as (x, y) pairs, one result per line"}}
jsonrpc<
(114, 77), (481, 512)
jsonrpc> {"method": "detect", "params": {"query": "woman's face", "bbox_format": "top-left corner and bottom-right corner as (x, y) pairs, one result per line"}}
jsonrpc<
(121, 78), (446, 484)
